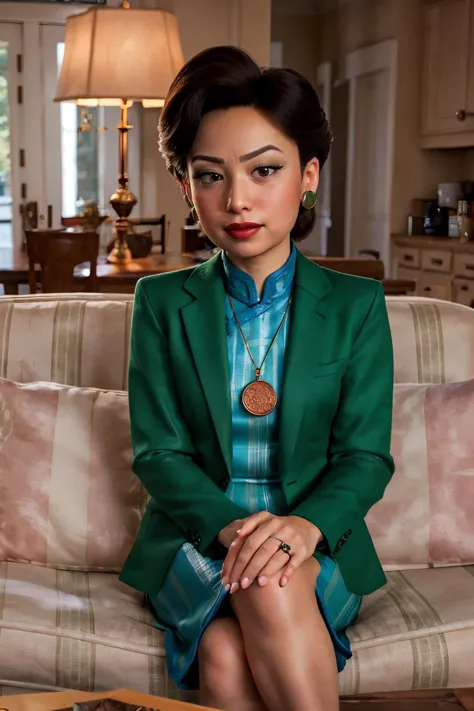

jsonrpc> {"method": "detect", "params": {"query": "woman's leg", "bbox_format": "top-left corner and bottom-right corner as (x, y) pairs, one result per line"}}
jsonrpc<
(229, 557), (340, 711)
(198, 616), (268, 711)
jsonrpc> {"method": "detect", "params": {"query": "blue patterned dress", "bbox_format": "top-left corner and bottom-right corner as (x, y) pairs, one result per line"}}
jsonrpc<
(147, 244), (362, 690)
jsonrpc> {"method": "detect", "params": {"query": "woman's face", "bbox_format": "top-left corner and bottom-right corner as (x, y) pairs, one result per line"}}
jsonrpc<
(182, 106), (319, 263)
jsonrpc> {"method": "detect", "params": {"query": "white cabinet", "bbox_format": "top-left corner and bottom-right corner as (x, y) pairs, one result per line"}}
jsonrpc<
(453, 277), (474, 305)
(422, 0), (474, 147)
(392, 236), (474, 305)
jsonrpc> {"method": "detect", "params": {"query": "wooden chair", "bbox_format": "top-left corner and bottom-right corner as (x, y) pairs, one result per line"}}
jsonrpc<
(310, 257), (385, 280)
(25, 229), (99, 294)
(311, 256), (416, 295)
(128, 215), (168, 254)
(356, 248), (417, 294)
(61, 215), (108, 230)
(61, 216), (82, 228)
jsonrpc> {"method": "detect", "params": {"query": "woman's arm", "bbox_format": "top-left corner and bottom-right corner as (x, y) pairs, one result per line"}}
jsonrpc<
(290, 282), (395, 556)
(129, 279), (249, 557)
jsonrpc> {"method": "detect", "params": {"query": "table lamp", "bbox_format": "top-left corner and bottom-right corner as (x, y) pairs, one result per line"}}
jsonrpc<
(54, 1), (184, 263)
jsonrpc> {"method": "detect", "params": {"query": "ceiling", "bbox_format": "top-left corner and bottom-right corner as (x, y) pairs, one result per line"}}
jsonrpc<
(272, 0), (352, 15)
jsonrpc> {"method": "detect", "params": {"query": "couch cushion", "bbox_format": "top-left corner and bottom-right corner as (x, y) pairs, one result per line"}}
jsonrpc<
(0, 562), (473, 697)
(0, 378), (147, 572)
(0, 297), (133, 390)
(367, 380), (474, 568)
(0, 561), (196, 703)
(1, 295), (474, 389)
(387, 298), (474, 384)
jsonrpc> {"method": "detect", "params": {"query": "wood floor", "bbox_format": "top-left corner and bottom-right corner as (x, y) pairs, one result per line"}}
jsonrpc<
(340, 689), (474, 710)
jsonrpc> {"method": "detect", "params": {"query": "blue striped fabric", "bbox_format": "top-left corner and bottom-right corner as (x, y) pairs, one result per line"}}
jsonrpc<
(147, 245), (362, 690)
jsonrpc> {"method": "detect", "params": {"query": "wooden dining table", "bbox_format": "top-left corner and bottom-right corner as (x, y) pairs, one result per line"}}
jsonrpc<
(0, 247), (416, 296)
(0, 248), (198, 295)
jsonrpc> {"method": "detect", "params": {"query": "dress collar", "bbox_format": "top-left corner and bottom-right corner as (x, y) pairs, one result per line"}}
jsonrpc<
(222, 241), (296, 307)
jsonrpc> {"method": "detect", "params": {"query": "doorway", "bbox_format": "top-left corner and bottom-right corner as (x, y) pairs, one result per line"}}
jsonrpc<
(343, 40), (397, 268)
(306, 60), (332, 256)
(327, 79), (349, 258)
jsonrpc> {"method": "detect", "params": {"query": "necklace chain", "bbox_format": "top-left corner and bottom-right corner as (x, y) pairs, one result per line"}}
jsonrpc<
(226, 294), (292, 380)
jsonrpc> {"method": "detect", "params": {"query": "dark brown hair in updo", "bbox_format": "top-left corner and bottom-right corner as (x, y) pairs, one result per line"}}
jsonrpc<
(158, 46), (332, 241)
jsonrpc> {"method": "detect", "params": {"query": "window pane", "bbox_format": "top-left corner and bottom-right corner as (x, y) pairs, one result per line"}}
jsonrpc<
(57, 43), (100, 217)
(0, 42), (12, 249)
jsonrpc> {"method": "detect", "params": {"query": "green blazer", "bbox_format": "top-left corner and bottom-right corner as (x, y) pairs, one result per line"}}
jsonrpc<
(119, 250), (395, 597)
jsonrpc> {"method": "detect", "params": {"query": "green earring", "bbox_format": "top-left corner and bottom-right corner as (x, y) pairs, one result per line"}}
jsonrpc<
(191, 205), (199, 224)
(301, 190), (318, 210)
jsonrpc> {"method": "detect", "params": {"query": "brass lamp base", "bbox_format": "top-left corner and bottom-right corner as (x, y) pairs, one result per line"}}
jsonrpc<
(107, 230), (132, 263)
(107, 187), (137, 264)
(106, 99), (137, 265)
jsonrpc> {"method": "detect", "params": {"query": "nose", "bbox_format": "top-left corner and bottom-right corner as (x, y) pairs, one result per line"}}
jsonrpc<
(225, 175), (252, 214)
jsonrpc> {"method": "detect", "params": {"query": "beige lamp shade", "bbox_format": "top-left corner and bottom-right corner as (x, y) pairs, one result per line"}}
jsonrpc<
(54, 6), (184, 107)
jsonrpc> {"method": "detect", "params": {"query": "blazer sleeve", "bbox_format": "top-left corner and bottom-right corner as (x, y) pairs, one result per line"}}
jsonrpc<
(290, 282), (395, 556)
(128, 280), (250, 557)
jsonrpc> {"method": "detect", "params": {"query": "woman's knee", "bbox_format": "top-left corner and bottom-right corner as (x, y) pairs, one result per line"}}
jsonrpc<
(198, 617), (247, 691)
(230, 556), (321, 627)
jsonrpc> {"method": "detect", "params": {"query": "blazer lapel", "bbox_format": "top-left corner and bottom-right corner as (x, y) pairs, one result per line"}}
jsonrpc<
(181, 254), (232, 474)
(278, 252), (332, 473)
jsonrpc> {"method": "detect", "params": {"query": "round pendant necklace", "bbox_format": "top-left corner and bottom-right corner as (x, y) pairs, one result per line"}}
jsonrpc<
(226, 293), (292, 417)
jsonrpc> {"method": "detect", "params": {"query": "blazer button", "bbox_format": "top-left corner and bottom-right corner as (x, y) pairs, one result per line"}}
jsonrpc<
(219, 477), (228, 490)
(189, 531), (201, 547)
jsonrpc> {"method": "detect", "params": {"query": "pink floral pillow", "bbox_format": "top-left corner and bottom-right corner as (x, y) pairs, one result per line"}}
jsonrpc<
(0, 378), (146, 571)
(366, 379), (474, 567)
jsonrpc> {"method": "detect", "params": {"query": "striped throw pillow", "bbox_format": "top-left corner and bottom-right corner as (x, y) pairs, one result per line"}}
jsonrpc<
(0, 377), (147, 571)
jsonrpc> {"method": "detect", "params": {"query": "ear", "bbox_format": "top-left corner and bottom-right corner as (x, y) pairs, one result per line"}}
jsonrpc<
(302, 157), (320, 195)
(178, 176), (193, 206)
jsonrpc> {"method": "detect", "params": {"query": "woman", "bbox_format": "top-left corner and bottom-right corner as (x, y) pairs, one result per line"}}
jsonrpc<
(120, 45), (394, 711)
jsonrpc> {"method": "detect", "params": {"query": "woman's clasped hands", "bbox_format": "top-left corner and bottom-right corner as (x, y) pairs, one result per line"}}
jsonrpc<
(219, 511), (323, 593)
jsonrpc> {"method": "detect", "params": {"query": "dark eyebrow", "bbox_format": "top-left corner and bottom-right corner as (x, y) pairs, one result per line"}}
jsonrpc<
(190, 144), (283, 165)
(240, 145), (283, 162)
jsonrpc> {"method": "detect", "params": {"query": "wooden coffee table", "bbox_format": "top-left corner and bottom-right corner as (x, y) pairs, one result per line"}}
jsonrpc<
(0, 687), (217, 711)
(1, 688), (473, 710)
(340, 689), (474, 710)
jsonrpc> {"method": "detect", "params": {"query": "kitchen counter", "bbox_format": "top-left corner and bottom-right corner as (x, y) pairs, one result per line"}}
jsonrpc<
(392, 234), (474, 253)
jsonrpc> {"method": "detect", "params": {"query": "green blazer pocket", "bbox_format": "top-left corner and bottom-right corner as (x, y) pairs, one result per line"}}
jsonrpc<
(313, 358), (348, 379)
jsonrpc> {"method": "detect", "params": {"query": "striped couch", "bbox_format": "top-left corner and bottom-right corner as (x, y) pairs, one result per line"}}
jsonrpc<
(1, 293), (474, 701)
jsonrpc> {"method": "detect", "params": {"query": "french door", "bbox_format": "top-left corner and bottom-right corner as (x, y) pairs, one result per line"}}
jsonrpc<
(0, 23), (22, 252)
(0, 3), (130, 251)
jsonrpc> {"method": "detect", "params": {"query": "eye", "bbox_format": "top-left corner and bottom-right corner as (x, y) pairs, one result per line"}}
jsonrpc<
(253, 164), (283, 178)
(192, 171), (222, 184)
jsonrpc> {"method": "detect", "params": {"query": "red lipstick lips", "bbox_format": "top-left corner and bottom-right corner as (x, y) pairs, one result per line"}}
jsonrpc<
(224, 222), (262, 239)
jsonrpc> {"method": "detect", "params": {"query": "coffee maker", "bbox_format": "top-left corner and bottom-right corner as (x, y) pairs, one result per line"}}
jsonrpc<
(423, 200), (450, 237)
